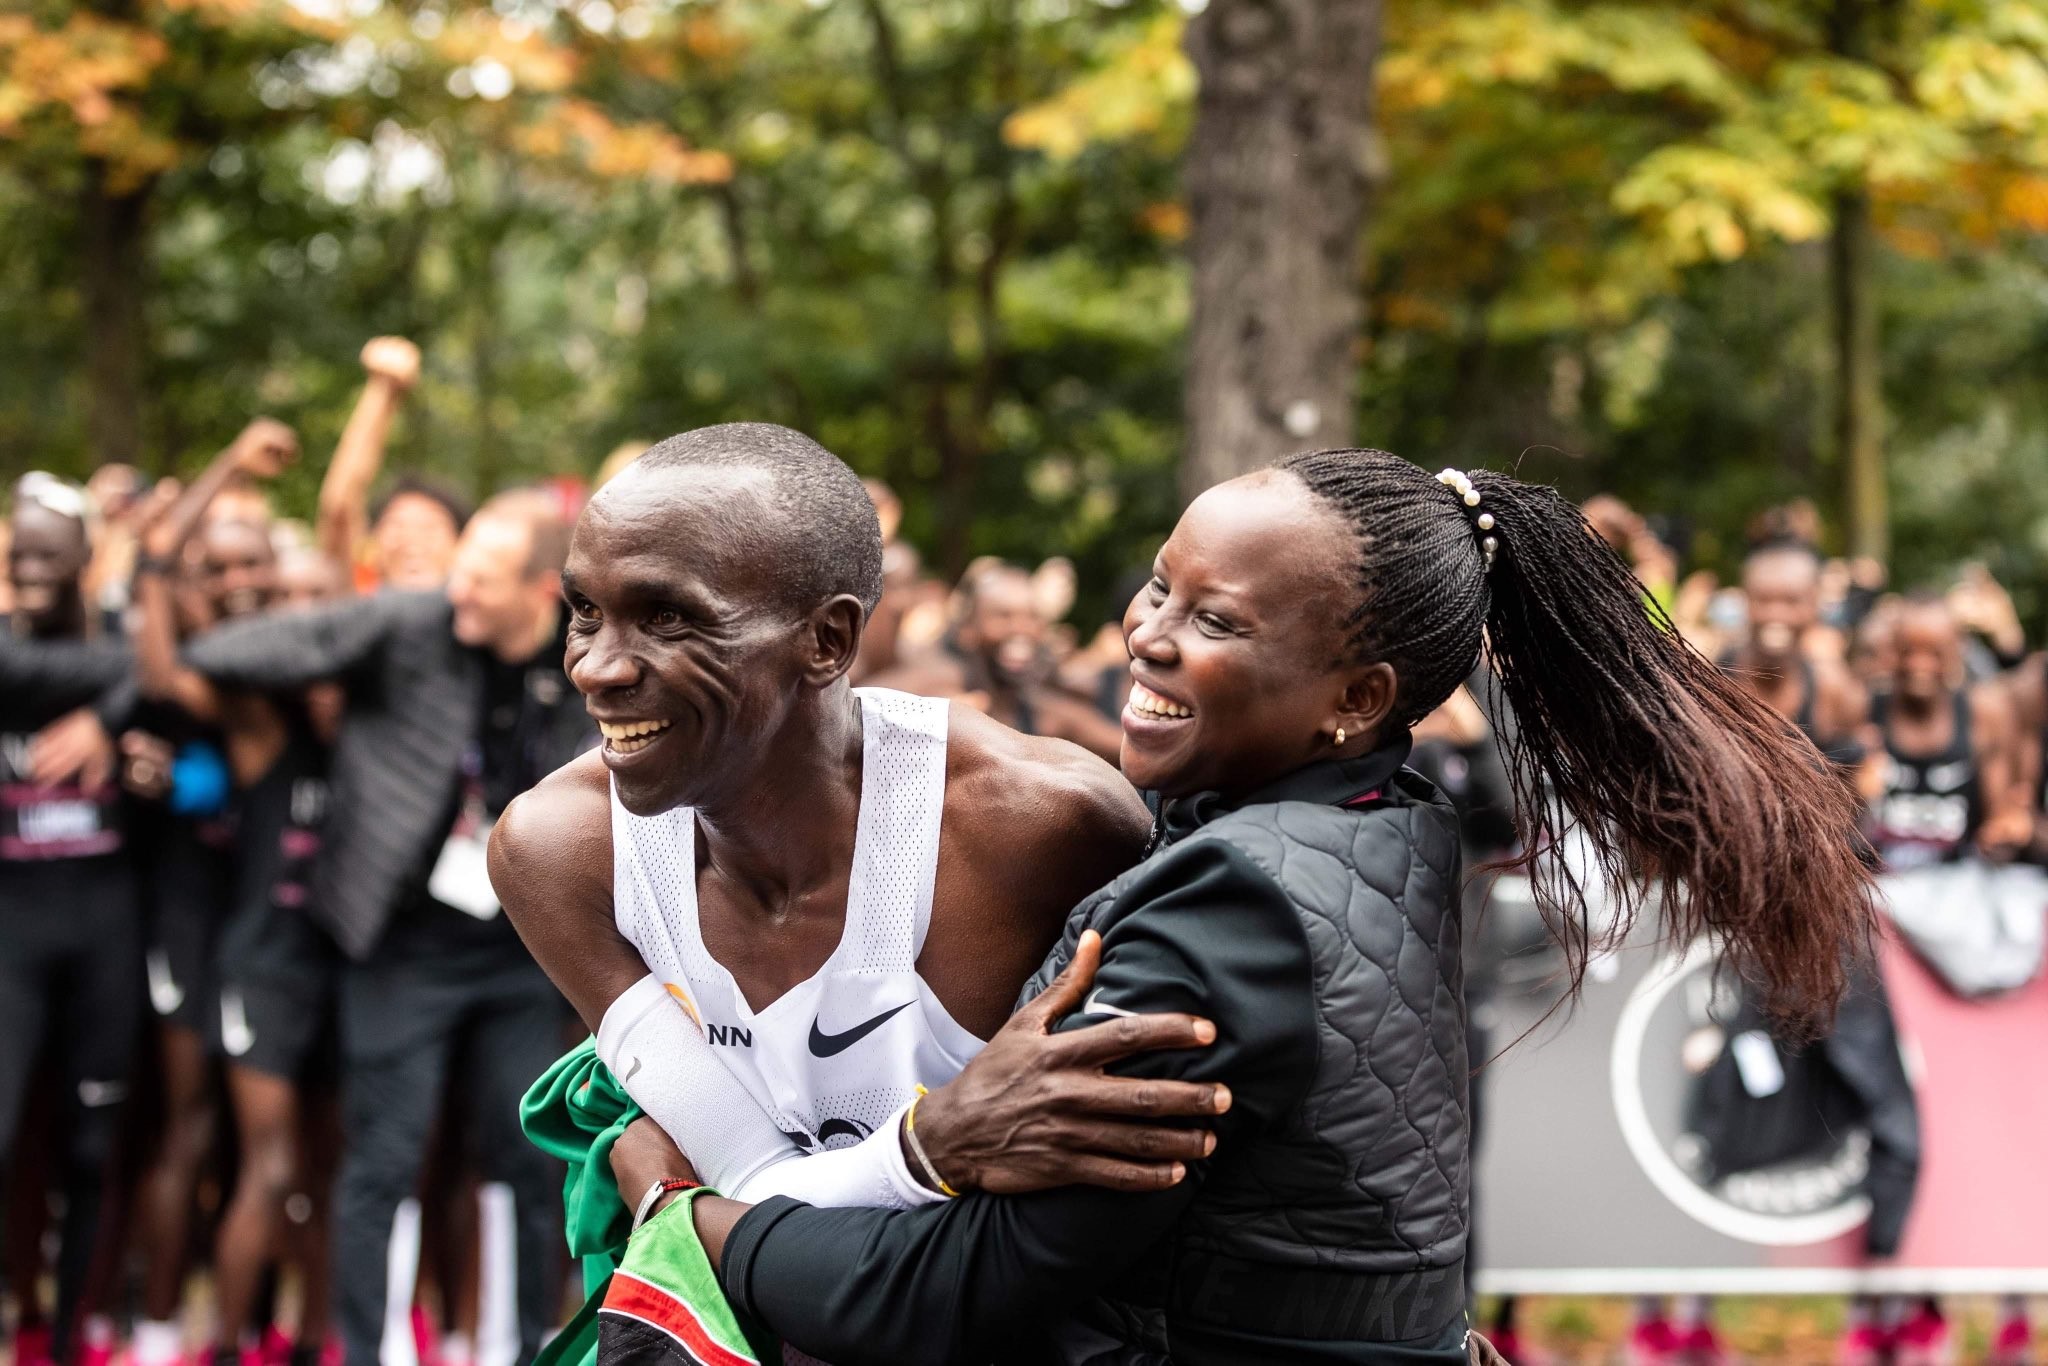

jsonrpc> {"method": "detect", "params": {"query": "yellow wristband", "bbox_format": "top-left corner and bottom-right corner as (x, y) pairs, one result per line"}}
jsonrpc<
(904, 1084), (959, 1198)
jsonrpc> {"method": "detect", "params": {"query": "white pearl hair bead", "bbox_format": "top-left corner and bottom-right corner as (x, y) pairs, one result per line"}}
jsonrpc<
(1477, 512), (1495, 530)
(1463, 489), (1481, 507)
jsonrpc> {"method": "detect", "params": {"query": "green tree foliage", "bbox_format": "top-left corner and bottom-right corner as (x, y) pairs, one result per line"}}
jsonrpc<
(3, 0), (2047, 622)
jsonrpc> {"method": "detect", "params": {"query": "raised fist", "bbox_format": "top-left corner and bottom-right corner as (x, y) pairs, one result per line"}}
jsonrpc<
(360, 336), (422, 389)
(231, 418), (299, 479)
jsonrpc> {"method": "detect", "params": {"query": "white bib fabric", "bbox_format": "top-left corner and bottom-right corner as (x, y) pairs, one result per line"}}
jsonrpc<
(610, 688), (982, 1155)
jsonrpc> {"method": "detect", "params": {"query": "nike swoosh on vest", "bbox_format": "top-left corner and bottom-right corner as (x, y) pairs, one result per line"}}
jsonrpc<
(807, 1001), (914, 1058)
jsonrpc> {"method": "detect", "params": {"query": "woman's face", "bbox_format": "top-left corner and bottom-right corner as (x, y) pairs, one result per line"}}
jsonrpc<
(1119, 470), (1387, 799)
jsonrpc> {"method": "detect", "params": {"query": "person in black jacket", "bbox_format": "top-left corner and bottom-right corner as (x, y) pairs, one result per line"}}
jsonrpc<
(180, 489), (594, 1366)
(616, 451), (1883, 1366)
(2, 477), (143, 1366)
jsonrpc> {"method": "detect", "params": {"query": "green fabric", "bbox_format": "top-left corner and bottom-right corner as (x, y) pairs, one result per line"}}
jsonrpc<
(519, 1038), (640, 1298)
(519, 1039), (779, 1366)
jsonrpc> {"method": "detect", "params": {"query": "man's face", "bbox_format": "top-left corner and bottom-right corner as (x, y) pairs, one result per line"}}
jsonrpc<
(274, 548), (346, 612)
(1741, 549), (1820, 664)
(197, 519), (278, 621)
(1892, 604), (1959, 704)
(562, 465), (814, 817)
(374, 491), (461, 591)
(8, 505), (89, 634)
(447, 516), (544, 655)
(960, 569), (1044, 684)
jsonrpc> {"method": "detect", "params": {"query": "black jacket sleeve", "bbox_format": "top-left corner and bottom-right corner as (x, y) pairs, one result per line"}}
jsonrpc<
(181, 591), (404, 692)
(718, 837), (1320, 1366)
(0, 636), (133, 717)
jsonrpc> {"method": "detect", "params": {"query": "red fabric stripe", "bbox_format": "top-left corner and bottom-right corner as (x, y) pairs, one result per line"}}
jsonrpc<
(599, 1271), (756, 1366)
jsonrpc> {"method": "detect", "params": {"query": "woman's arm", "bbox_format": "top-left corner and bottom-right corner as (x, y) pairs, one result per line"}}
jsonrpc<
(702, 840), (1321, 1366)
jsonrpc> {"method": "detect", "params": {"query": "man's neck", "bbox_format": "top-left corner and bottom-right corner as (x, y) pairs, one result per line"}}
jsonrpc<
(1733, 644), (1797, 683)
(15, 603), (87, 642)
(491, 602), (561, 665)
(693, 687), (866, 913)
(1893, 689), (1949, 723)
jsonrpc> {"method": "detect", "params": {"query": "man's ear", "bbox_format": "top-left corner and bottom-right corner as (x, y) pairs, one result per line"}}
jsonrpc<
(801, 594), (868, 687)
(1335, 661), (1399, 746)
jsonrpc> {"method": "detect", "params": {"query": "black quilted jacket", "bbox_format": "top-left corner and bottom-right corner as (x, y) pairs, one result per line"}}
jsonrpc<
(721, 739), (1473, 1365)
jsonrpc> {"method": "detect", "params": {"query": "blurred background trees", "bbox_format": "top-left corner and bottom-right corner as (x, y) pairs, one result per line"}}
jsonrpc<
(3, 0), (2047, 620)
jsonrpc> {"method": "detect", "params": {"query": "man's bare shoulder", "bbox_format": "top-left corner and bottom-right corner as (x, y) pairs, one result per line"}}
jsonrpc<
(490, 748), (648, 1031)
(490, 748), (612, 910)
(943, 702), (1150, 869)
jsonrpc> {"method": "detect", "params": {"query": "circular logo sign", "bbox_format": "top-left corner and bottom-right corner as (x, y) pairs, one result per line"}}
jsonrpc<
(1610, 939), (1871, 1245)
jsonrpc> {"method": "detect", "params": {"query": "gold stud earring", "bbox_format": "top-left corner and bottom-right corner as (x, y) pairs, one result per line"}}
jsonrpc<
(1334, 727), (1346, 747)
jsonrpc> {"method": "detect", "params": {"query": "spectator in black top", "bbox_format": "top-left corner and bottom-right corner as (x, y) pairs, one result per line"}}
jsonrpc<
(613, 452), (1882, 1366)
(1, 475), (142, 1366)
(179, 488), (593, 1366)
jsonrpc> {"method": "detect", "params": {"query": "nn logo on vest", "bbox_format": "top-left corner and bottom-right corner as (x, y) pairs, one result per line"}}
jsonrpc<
(708, 1022), (753, 1049)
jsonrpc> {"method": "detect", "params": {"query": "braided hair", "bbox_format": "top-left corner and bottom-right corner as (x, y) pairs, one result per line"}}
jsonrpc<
(1281, 448), (1876, 1027)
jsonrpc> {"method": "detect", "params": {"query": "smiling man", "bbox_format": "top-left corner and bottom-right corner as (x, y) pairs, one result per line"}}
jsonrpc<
(490, 425), (1214, 1237)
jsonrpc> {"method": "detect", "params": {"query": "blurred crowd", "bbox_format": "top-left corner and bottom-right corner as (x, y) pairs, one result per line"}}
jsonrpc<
(4, 335), (2046, 1366)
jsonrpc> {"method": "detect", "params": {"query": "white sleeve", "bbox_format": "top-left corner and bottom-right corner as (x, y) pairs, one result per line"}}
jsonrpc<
(595, 975), (945, 1210)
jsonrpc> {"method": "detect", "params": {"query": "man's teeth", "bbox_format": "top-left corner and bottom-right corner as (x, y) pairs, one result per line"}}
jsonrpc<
(600, 720), (672, 753)
(1128, 683), (1193, 719)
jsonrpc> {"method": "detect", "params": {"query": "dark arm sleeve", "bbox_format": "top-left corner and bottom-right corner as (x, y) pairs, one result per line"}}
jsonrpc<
(181, 592), (399, 692)
(717, 837), (1319, 1366)
(0, 636), (133, 715)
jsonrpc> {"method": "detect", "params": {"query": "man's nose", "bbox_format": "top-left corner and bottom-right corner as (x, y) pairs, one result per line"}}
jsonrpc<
(570, 625), (641, 694)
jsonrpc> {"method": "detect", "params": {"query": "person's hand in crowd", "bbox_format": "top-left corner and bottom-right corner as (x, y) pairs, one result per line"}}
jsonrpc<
(229, 417), (299, 481)
(305, 681), (347, 745)
(118, 731), (176, 800)
(1670, 569), (1719, 640)
(1977, 807), (2033, 863)
(609, 1115), (699, 1208)
(28, 709), (114, 790)
(911, 929), (1230, 1197)
(1947, 563), (2025, 662)
(360, 336), (422, 390)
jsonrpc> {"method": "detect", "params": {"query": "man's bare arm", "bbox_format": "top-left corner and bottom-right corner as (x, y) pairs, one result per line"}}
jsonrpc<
(315, 337), (419, 572)
(490, 749), (648, 1033)
(1972, 680), (2033, 859)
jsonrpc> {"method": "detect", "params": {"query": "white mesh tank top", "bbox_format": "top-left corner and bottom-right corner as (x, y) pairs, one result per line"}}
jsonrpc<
(610, 688), (984, 1156)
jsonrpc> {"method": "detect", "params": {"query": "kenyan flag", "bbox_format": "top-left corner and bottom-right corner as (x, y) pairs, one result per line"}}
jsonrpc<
(595, 1191), (778, 1366)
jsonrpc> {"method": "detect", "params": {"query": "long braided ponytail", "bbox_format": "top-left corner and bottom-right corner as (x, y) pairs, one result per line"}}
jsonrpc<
(1281, 448), (1875, 1026)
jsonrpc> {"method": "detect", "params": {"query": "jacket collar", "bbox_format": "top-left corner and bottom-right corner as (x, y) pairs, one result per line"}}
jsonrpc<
(1153, 733), (1413, 849)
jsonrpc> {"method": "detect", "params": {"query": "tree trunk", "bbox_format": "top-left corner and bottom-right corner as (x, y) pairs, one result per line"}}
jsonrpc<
(1180, 0), (1381, 502)
(1830, 188), (1885, 563)
(80, 163), (150, 471)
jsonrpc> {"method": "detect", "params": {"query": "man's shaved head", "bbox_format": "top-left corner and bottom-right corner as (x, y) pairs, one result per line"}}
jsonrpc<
(624, 423), (884, 619)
